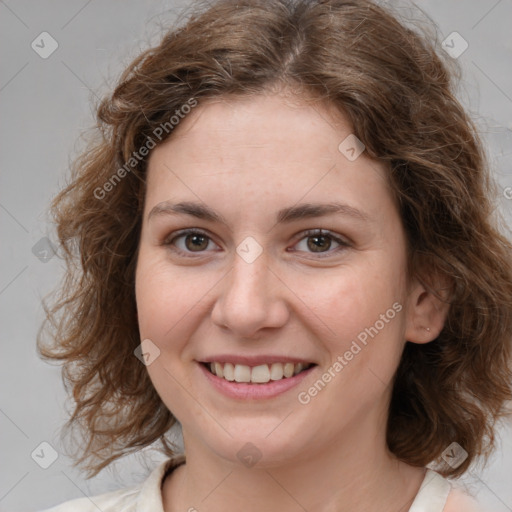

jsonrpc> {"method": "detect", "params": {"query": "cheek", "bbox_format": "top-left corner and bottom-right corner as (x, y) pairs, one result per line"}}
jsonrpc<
(135, 253), (215, 355)
(308, 253), (407, 373)
(317, 264), (403, 329)
(298, 269), (406, 420)
(134, 257), (201, 409)
(135, 254), (184, 338)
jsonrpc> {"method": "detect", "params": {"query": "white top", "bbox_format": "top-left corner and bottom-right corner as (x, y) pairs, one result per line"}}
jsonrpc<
(41, 456), (479, 512)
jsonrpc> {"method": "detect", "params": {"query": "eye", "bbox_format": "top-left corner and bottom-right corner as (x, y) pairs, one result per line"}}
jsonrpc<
(163, 228), (218, 256)
(163, 228), (349, 258)
(291, 229), (350, 258)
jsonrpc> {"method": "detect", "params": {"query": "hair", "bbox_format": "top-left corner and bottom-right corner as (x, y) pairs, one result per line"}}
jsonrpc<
(38, 0), (512, 479)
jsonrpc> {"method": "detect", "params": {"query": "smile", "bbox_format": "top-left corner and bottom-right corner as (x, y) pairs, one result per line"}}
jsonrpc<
(204, 361), (315, 384)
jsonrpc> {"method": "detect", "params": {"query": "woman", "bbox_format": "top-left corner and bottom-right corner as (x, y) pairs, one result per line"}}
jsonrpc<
(39, 0), (512, 510)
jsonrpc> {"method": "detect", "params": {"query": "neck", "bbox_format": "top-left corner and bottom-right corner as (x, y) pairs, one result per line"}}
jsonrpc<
(162, 407), (426, 512)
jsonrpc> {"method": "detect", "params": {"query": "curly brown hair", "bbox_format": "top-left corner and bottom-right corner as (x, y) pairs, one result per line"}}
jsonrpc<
(38, 0), (512, 478)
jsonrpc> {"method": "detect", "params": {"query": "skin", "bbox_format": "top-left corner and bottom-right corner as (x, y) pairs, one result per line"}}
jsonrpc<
(135, 89), (457, 512)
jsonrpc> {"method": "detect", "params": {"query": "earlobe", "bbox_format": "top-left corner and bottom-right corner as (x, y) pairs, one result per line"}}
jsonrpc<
(404, 276), (451, 344)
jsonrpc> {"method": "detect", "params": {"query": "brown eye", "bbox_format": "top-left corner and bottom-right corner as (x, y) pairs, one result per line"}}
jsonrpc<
(307, 233), (333, 252)
(164, 229), (217, 256)
(293, 229), (350, 257)
(183, 233), (209, 251)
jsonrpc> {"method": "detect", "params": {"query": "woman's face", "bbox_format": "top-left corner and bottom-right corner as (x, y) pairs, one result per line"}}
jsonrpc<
(135, 91), (424, 466)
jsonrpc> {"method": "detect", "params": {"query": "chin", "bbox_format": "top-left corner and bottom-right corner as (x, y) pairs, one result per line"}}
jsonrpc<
(194, 418), (316, 469)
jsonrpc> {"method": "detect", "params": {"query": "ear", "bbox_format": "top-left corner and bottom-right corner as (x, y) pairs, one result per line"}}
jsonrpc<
(404, 274), (451, 344)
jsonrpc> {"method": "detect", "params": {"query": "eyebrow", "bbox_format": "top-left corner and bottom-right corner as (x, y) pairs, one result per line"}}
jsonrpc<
(148, 200), (370, 224)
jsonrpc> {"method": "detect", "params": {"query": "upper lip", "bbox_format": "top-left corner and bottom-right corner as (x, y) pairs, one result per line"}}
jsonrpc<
(198, 355), (316, 366)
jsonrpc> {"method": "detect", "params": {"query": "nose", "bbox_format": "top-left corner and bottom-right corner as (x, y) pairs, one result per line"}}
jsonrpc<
(210, 249), (290, 339)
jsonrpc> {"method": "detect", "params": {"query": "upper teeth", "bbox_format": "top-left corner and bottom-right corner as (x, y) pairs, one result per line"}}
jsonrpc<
(208, 362), (310, 384)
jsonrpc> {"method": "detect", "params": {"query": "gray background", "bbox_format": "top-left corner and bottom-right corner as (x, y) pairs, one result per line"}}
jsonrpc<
(1, 0), (511, 510)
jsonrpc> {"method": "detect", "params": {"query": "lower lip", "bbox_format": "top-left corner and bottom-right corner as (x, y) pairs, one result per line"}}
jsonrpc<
(198, 363), (316, 400)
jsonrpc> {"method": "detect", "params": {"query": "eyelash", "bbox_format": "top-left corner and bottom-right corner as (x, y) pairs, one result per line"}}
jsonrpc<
(163, 228), (350, 259)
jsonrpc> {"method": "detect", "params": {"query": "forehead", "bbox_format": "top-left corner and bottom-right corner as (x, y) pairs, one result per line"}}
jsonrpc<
(144, 92), (395, 223)
(156, 92), (352, 162)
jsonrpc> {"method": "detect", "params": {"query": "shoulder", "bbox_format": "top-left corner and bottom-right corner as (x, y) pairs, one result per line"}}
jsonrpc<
(444, 486), (486, 512)
(39, 455), (185, 512)
(39, 486), (140, 512)
(411, 469), (487, 512)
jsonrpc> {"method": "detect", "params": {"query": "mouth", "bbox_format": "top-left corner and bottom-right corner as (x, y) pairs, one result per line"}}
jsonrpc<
(200, 361), (317, 384)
